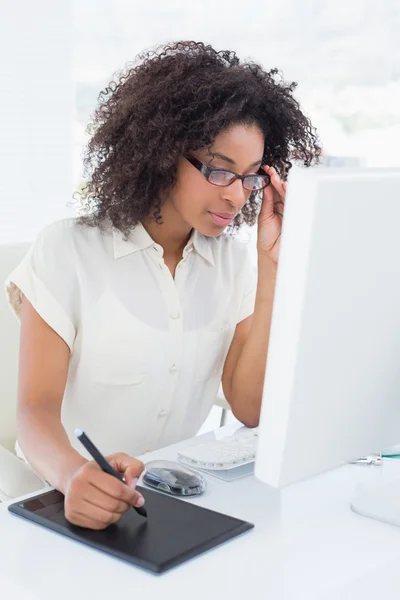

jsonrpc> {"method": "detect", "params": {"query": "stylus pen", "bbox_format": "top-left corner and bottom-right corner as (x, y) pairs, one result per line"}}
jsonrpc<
(74, 428), (147, 518)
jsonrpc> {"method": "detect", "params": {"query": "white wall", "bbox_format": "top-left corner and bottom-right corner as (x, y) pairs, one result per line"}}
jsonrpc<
(0, 1), (74, 244)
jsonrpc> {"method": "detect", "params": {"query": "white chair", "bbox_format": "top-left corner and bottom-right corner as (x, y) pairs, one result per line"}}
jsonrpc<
(0, 243), (45, 502)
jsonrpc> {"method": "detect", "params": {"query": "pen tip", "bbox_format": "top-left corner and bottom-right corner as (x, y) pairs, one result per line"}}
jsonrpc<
(74, 428), (83, 437)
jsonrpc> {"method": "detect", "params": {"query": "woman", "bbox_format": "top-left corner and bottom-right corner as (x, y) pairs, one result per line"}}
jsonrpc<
(6, 41), (320, 529)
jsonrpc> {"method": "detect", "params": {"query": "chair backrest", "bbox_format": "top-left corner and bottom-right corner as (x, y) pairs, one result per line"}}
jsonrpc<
(0, 243), (30, 450)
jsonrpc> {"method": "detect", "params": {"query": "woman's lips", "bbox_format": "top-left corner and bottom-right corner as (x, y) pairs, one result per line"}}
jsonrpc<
(209, 212), (235, 226)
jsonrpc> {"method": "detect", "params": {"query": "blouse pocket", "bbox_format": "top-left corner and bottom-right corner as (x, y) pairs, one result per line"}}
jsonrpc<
(89, 337), (147, 386)
(194, 326), (231, 383)
(85, 291), (156, 387)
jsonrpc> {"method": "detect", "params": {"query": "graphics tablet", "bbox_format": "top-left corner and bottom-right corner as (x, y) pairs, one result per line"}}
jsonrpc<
(8, 486), (253, 574)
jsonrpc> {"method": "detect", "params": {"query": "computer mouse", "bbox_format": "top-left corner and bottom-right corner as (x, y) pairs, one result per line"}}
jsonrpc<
(142, 460), (206, 496)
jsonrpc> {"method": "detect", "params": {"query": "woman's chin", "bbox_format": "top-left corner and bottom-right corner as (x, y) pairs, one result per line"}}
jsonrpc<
(193, 213), (230, 236)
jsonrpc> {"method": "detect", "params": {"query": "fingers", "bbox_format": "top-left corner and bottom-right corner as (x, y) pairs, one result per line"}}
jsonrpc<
(108, 452), (145, 491)
(64, 477), (125, 530)
(70, 502), (122, 530)
(87, 467), (145, 508)
(109, 453), (145, 480)
(83, 483), (131, 514)
(263, 166), (287, 202)
(260, 170), (275, 218)
(64, 455), (146, 530)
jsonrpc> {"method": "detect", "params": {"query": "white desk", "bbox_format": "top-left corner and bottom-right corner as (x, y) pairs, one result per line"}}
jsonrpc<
(2, 424), (400, 600)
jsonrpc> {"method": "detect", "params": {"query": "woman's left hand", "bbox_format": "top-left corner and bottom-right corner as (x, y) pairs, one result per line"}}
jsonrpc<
(256, 166), (287, 265)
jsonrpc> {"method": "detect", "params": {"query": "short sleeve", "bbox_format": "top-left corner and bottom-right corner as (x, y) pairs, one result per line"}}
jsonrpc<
(236, 245), (258, 324)
(5, 220), (78, 351)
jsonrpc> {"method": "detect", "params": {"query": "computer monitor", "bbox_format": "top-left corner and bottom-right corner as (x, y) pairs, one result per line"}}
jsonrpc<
(255, 167), (400, 495)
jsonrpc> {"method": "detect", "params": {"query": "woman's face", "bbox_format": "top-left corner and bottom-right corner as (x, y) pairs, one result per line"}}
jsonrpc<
(169, 123), (265, 236)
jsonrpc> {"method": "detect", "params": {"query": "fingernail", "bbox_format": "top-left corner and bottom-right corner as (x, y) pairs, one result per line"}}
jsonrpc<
(135, 494), (145, 507)
(130, 477), (138, 489)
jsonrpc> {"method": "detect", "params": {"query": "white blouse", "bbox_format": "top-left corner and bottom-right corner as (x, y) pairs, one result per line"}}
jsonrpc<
(6, 218), (257, 458)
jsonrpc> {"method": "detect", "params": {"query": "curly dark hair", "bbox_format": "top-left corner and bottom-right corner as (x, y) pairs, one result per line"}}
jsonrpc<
(76, 40), (321, 236)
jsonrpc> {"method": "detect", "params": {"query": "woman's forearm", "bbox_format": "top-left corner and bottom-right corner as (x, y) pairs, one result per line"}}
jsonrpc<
(229, 253), (277, 427)
(17, 407), (86, 493)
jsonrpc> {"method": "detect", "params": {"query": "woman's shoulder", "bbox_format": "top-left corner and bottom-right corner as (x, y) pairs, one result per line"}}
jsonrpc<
(38, 217), (105, 240)
(36, 217), (113, 255)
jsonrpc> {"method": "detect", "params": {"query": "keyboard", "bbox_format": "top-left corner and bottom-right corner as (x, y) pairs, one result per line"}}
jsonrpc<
(178, 428), (258, 470)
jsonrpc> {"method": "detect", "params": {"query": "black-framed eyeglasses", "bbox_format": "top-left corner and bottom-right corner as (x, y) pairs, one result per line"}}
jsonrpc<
(184, 155), (270, 192)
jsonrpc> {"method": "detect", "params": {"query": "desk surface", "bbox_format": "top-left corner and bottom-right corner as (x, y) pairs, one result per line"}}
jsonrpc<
(2, 424), (400, 600)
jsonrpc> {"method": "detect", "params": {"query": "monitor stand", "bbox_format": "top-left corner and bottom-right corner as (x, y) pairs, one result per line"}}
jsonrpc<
(351, 478), (400, 528)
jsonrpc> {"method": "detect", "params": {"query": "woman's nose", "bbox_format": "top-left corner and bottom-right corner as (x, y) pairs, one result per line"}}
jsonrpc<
(221, 178), (247, 210)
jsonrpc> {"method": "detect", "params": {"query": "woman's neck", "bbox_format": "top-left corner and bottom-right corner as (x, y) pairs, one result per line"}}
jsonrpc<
(141, 202), (192, 258)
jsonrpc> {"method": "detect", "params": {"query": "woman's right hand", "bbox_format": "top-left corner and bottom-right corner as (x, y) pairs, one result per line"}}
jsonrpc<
(63, 453), (145, 530)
